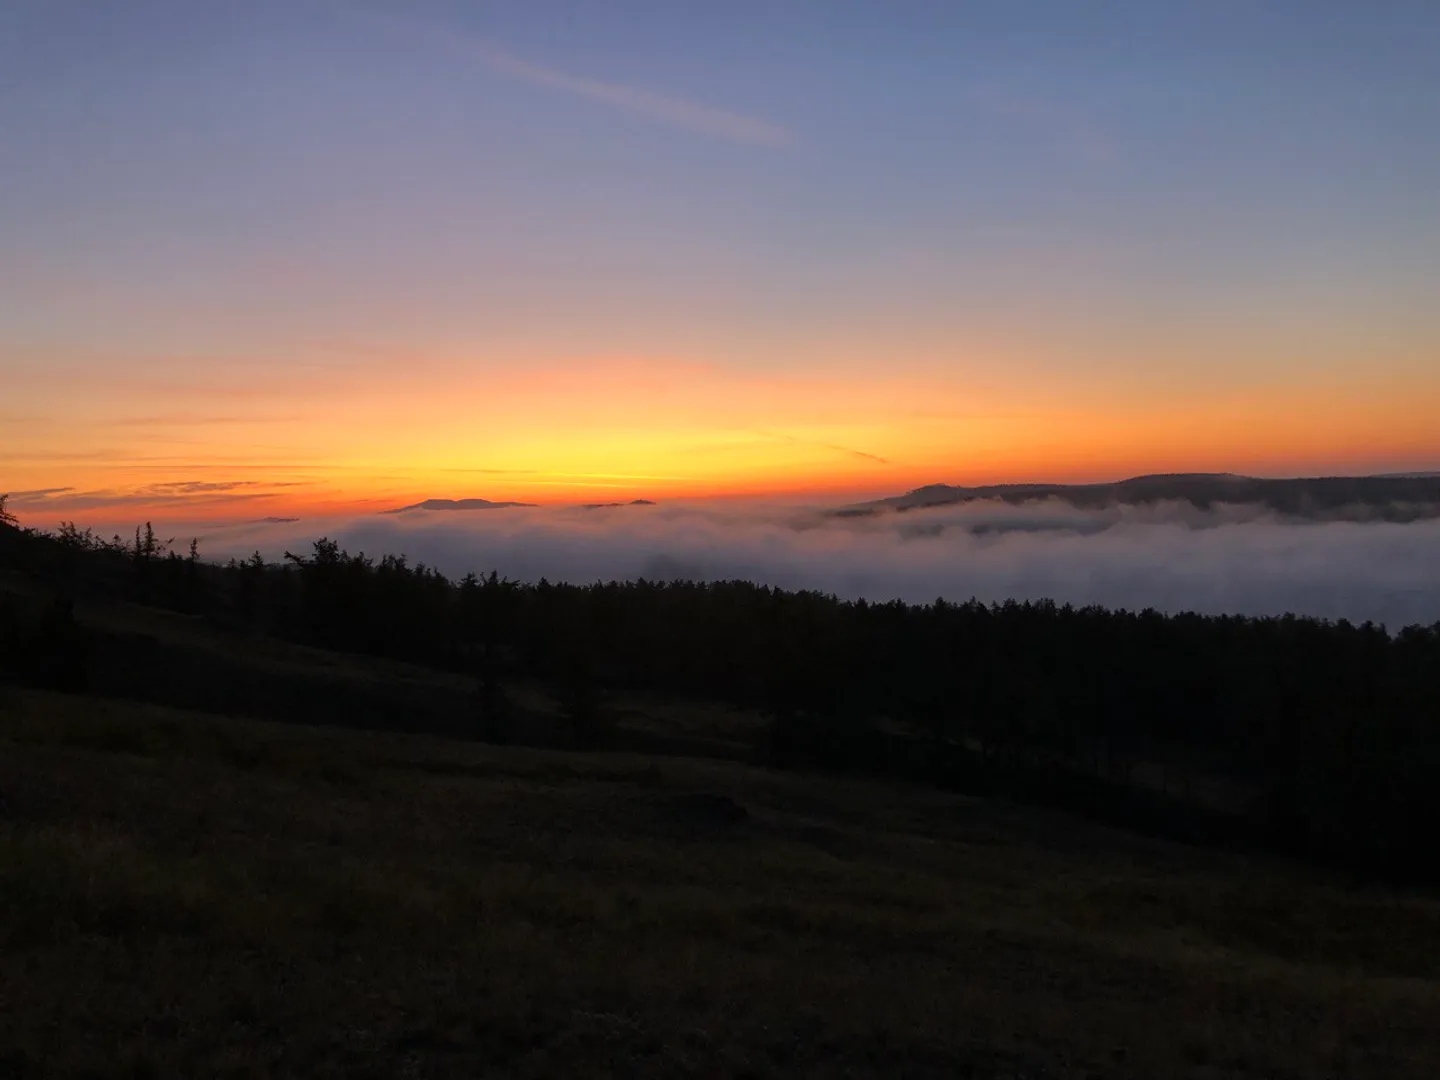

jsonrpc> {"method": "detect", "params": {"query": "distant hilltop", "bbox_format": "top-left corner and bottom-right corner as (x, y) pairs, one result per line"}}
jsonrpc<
(384, 498), (535, 514)
(835, 472), (1440, 521)
(384, 497), (657, 514)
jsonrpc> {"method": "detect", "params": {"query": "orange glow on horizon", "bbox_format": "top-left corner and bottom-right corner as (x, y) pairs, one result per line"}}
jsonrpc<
(7, 350), (1440, 528)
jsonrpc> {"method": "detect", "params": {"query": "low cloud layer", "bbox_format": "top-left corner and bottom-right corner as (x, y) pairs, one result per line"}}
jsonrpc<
(198, 498), (1440, 630)
(7, 481), (301, 513)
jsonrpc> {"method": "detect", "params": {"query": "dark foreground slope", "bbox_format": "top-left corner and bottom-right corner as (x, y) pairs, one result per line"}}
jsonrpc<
(4, 690), (1440, 1079)
(5, 509), (1440, 883)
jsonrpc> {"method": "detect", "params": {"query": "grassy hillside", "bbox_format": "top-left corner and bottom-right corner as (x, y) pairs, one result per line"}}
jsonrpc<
(0, 572), (764, 761)
(7, 517), (1440, 883)
(3, 690), (1439, 1078)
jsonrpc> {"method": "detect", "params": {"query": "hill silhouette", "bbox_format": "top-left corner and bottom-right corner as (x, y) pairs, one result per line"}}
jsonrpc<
(385, 497), (535, 514)
(840, 472), (1440, 520)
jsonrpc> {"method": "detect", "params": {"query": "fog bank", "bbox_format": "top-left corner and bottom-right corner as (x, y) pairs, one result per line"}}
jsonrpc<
(202, 499), (1440, 629)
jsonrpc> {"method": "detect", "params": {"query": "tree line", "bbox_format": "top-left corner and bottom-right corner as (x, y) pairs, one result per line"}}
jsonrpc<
(3, 498), (1439, 881)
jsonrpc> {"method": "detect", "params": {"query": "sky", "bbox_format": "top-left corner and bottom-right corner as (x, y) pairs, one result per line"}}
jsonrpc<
(3, 0), (1439, 523)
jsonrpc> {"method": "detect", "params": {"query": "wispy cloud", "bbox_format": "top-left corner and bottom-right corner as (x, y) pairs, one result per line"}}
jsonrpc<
(476, 43), (792, 147)
(425, 468), (688, 482)
(346, 4), (792, 147)
(141, 481), (265, 494)
(0, 450), (123, 464)
(752, 429), (893, 466)
(3, 481), (316, 520)
(429, 468), (542, 476)
(6, 489), (287, 515)
(7, 487), (76, 501)
(106, 413), (304, 428)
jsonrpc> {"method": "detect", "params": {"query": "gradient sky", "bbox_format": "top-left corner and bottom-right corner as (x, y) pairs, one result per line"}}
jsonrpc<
(3, 0), (1439, 523)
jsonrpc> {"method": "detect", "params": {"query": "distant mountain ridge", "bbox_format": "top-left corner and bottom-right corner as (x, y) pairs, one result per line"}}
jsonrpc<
(837, 473), (1440, 521)
(385, 497), (658, 513)
(385, 498), (534, 514)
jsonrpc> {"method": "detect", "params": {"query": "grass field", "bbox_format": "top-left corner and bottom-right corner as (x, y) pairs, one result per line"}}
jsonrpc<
(3, 688), (1439, 1078)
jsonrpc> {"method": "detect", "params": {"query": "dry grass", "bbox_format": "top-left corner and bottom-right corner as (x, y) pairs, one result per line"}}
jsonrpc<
(2, 689), (1439, 1078)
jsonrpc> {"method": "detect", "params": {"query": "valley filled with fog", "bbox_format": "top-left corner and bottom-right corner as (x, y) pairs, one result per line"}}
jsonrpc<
(203, 496), (1440, 629)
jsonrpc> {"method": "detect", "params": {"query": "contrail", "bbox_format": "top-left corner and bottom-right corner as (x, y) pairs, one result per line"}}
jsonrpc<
(339, 2), (792, 147)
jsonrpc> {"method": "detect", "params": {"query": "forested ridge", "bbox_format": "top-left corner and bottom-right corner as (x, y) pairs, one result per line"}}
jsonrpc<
(3, 497), (1439, 883)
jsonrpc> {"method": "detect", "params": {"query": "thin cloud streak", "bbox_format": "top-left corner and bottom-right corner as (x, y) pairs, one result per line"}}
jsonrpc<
(142, 481), (290, 494)
(14, 491), (287, 515)
(753, 429), (893, 466)
(476, 43), (793, 147)
(347, 4), (793, 147)
(7, 487), (76, 500)
(7, 481), (316, 516)
(105, 414), (305, 428)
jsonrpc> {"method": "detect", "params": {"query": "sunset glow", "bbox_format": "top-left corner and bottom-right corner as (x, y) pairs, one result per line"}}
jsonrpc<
(3, 2), (1439, 527)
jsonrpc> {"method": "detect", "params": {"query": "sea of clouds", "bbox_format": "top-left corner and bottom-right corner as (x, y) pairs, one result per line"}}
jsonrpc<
(190, 497), (1440, 630)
